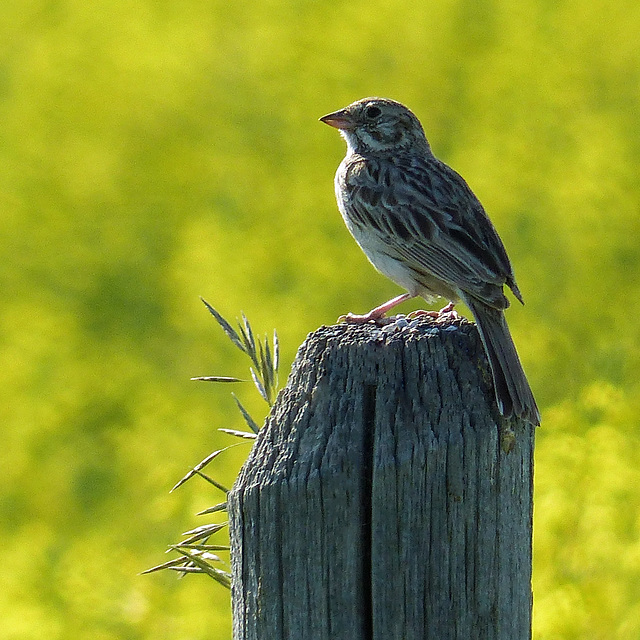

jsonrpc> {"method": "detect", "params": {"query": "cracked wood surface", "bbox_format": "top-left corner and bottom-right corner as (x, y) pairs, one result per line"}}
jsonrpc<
(229, 317), (534, 640)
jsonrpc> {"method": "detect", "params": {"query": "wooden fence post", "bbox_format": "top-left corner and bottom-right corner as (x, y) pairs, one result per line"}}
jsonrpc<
(228, 317), (535, 640)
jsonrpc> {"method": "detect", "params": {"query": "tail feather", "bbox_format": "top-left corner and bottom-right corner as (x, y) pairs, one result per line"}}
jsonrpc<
(463, 296), (540, 425)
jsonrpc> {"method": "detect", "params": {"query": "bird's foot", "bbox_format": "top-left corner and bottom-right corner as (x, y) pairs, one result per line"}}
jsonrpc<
(339, 310), (392, 325)
(436, 301), (460, 321)
(339, 292), (416, 325)
(408, 309), (441, 319)
(408, 302), (460, 322)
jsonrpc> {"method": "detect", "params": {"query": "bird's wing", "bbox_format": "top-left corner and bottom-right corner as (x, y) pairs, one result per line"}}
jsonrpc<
(344, 155), (521, 309)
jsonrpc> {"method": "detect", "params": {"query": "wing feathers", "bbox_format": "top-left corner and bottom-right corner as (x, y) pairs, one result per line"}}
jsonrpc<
(343, 155), (519, 309)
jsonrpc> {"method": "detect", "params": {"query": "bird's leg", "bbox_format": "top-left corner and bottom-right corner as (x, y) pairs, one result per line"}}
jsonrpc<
(339, 292), (415, 324)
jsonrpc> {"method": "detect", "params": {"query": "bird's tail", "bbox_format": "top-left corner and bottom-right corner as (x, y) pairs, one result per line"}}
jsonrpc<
(464, 297), (540, 425)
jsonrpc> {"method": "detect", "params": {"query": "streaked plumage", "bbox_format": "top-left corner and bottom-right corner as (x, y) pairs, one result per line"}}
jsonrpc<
(320, 97), (540, 425)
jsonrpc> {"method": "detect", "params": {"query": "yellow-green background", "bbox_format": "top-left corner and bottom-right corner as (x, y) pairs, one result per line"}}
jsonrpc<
(2, 0), (639, 638)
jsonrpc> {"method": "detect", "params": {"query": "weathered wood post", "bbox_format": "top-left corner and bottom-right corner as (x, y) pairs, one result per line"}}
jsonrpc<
(228, 317), (535, 639)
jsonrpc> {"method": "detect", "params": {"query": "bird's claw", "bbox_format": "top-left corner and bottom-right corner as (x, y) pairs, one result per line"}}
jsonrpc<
(408, 302), (460, 322)
(408, 309), (440, 319)
(338, 312), (393, 325)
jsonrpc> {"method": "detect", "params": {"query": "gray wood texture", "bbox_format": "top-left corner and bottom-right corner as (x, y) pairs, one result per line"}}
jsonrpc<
(228, 317), (535, 640)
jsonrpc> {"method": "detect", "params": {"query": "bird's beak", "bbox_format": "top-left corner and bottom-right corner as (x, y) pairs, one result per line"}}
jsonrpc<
(319, 109), (354, 130)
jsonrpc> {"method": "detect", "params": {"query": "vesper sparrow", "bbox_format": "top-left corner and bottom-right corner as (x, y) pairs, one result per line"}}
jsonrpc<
(320, 97), (540, 425)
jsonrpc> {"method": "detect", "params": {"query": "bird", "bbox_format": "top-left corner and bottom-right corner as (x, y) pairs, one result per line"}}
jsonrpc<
(320, 97), (540, 425)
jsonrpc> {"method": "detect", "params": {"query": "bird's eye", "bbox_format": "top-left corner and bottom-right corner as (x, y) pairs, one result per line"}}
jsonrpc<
(365, 105), (382, 119)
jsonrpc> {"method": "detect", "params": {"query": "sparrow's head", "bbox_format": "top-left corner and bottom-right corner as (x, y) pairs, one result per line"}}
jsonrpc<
(320, 97), (430, 155)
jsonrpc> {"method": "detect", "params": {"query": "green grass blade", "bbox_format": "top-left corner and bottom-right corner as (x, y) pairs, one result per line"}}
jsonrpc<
(231, 393), (261, 433)
(196, 502), (228, 515)
(171, 446), (239, 492)
(250, 367), (269, 404)
(190, 376), (244, 383)
(218, 427), (258, 440)
(201, 298), (246, 353)
(240, 312), (256, 353)
(192, 470), (230, 494)
(273, 329), (279, 373)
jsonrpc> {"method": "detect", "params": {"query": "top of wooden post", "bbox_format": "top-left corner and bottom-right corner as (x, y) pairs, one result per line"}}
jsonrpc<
(267, 315), (505, 442)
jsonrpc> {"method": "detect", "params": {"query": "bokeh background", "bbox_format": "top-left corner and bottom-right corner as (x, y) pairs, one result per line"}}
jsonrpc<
(2, 0), (640, 638)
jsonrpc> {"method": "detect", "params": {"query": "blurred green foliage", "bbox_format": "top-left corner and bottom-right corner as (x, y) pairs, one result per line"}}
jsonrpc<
(1, 0), (639, 638)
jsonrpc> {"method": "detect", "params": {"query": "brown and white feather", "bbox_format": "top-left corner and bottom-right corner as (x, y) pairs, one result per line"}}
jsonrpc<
(321, 97), (540, 425)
